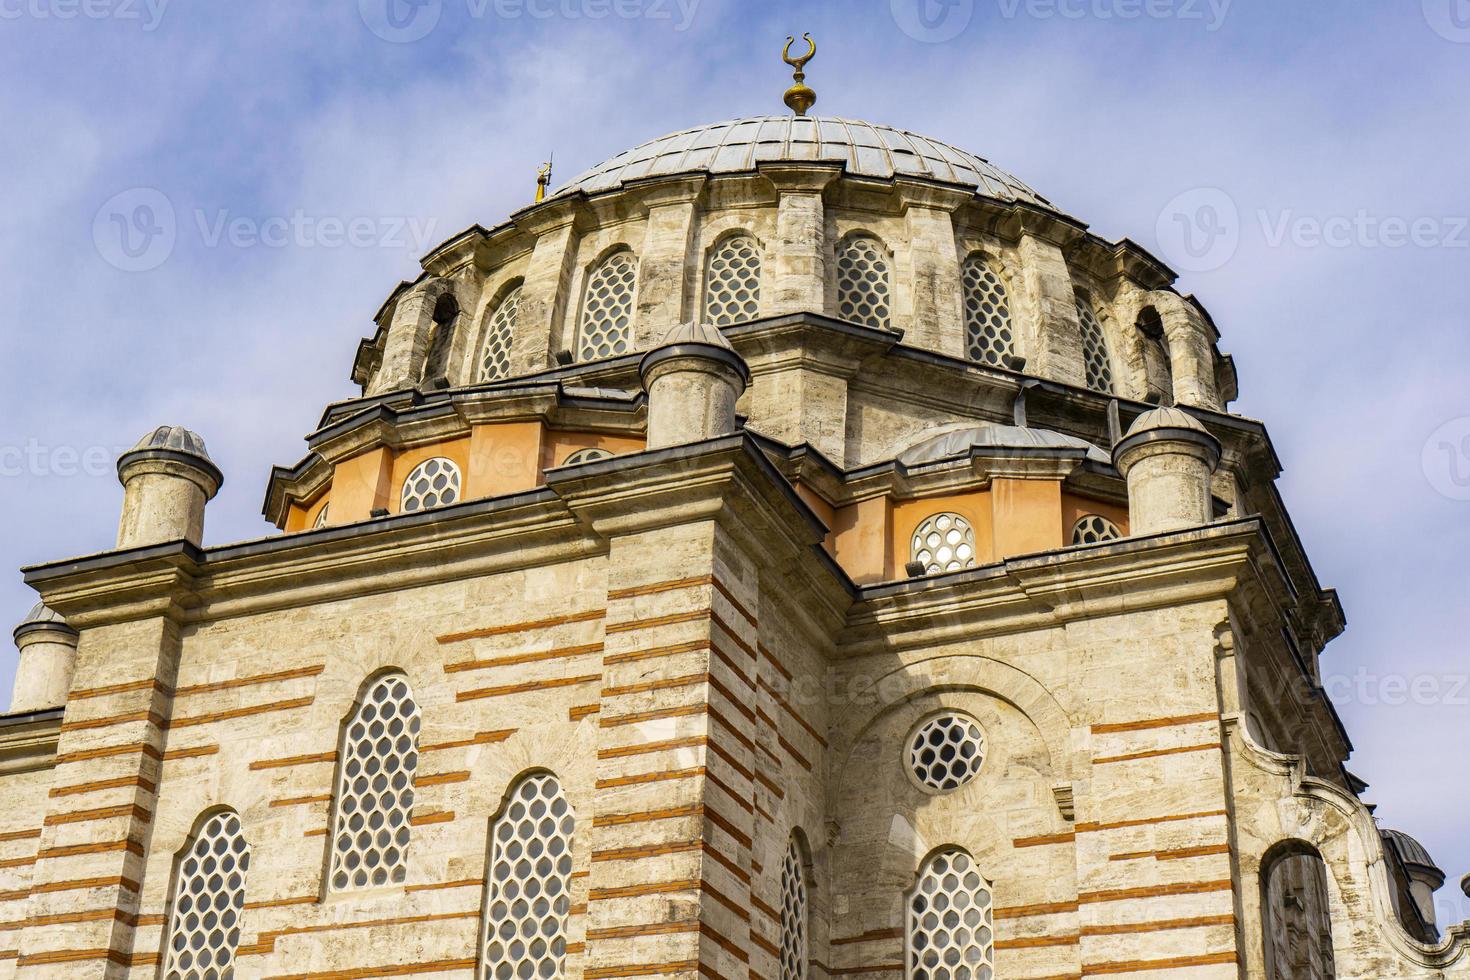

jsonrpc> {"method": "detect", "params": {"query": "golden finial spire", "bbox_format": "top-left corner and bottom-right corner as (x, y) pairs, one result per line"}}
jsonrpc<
(782, 34), (817, 117)
(535, 156), (554, 204)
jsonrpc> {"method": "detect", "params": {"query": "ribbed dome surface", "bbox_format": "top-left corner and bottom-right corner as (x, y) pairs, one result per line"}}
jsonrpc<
(898, 423), (1111, 467)
(658, 321), (736, 350)
(1382, 829), (1442, 874)
(129, 425), (214, 461)
(550, 117), (1050, 208)
(1124, 406), (1210, 438)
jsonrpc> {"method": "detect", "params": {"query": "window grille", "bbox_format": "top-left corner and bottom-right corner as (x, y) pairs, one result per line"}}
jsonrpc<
(480, 286), (521, 382)
(401, 457), (462, 513)
(835, 237), (892, 330)
(908, 848), (995, 980)
(563, 448), (613, 465)
(779, 838), (808, 980)
(161, 810), (250, 980)
(579, 251), (638, 360)
(911, 513), (978, 575)
(1071, 514), (1122, 545)
(705, 235), (763, 326)
(908, 714), (987, 792)
(962, 257), (1015, 367)
(1076, 297), (1114, 393)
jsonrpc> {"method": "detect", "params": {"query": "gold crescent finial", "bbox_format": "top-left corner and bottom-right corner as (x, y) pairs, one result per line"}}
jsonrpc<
(535, 156), (553, 204)
(782, 33), (817, 117)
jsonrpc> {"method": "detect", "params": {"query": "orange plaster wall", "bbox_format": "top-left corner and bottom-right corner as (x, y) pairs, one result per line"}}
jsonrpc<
(890, 492), (996, 580)
(284, 493), (331, 533)
(830, 496), (893, 585)
(990, 478), (1064, 560)
(467, 423), (544, 501)
(541, 432), (647, 472)
(329, 448), (395, 525)
(1061, 492), (1130, 539)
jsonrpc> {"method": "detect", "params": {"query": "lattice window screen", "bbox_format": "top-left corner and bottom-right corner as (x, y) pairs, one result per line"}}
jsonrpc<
(563, 448), (613, 466)
(480, 286), (521, 382)
(962, 257), (1015, 367)
(578, 251), (638, 360)
(161, 810), (250, 980)
(1071, 514), (1122, 545)
(908, 714), (987, 792)
(835, 237), (892, 330)
(480, 772), (576, 980)
(401, 457), (461, 513)
(779, 838), (808, 980)
(328, 673), (421, 892)
(908, 848), (995, 980)
(705, 235), (763, 326)
(911, 513), (978, 575)
(1076, 297), (1114, 393)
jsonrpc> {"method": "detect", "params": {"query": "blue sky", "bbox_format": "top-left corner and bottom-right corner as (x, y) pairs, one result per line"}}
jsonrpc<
(1, 0), (1467, 919)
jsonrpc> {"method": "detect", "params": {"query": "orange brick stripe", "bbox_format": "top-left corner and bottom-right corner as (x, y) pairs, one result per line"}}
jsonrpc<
(1091, 712), (1218, 735)
(701, 920), (751, 963)
(708, 640), (755, 690)
(996, 935), (1079, 950)
(604, 639), (711, 668)
(249, 910), (478, 954)
(707, 738), (754, 784)
(249, 751), (337, 771)
(570, 704), (601, 721)
(1081, 913), (1235, 937)
(994, 900), (1080, 920)
(777, 733), (812, 772)
(704, 799), (753, 850)
(269, 957), (480, 980)
(751, 767), (784, 800)
(404, 878), (481, 894)
(757, 642), (792, 682)
(44, 804), (151, 828)
(601, 672), (709, 699)
(269, 794), (332, 809)
(608, 575), (714, 601)
(0, 856), (35, 870)
(171, 696), (314, 729)
(60, 709), (166, 734)
(438, 608), (605, 645)
(175, 664), (326, 697)
(758, 678), (827, 747)
(49, 774), (156, 799)
(710, 578), (757, 626)
(832, 928), (903, 946)
(601, 703), (707, 729)
(710, 612), (756, 660)
(597, 735), (707, 761)
(457, 673), (600, 702)
(1079, 880), (1234, 905)
(827, 965), (903, 976)
(1092, 743), (1221, 766)
(1082, 951), (1237, 976)
(445, 642), (604, 674)
(420, 729), (516, 752)
(1110, 844), (1232, 863)
(588, 878), (698, 902)
(162, 744), (220, 762)
(1014, 832), (1075, 848)
(16, 947), (132, 967)
(592, 840), (701, 863)
(0, 829), (41, 844)
(14, 907), (137, 929)
(410, 811), (455, 826)
(54, 741), (162, 765)
(596, 766), (706, 790)
(700, 841), (751, 886)
(29, 875), (141, 897)
(68, 677), (169, 701)
(605, 609), (711, 635)
(37, 839), (144, 861)
(587, 920), (700, 941)
(243, 895), (317, 910)
(1078, 809), (1228, 834)
(417, 771), (470, 787)
(585, 961), (701, 980)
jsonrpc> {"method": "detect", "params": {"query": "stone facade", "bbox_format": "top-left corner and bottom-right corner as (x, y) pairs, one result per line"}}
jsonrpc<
(2, 115), (1464, 980)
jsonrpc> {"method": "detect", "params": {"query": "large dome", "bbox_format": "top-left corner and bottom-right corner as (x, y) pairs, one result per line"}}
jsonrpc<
(549, 116), (1051, 209)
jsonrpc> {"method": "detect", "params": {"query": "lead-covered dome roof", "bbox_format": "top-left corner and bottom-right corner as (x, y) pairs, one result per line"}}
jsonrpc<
(550, 116), (1051, 209)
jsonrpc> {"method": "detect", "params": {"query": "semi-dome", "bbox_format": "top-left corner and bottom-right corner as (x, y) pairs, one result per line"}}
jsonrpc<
(898, 422), (1111, 467)
(1382, 829), (1444, 877)
(549, 116), (1051, 209)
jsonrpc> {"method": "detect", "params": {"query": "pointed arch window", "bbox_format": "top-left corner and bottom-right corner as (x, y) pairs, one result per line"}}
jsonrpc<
(835, 236), (892, 330)
(480, 772), (576, 980)
(578, 250), (638, 361)
(908, 848), (995, 980)
(705, 234), (763, 326)
(328, 672), (422, 892)
(1076, 295), (1114, 393)
(161, 810), (251, 980)
(779, 837), (809, 980)
(962, 256), (1015, 367)
(480, 285), (522, 382)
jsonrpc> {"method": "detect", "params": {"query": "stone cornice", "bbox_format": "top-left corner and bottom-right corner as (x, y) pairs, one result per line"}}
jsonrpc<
(0, 708), (62, 776)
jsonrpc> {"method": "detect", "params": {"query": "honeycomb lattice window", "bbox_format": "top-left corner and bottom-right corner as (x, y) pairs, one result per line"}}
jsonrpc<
(313, 504), (330, 530)
(162, 810), (250, 980)
(328, 672), (422, 892)
(578, 251), (638, 361)
(1072, 514), (1122, 545)
(563, 448), (613, 466)
(909, 714), (987, 793)
(401, 457), (461, 514)
(704, 234), (762, 326)
(779, 838), (808, 980)
(1076, 297), (1114, 393)
(908, 848), (995, 980)
(962, 257), (1015, 367)
(911, 513), (978, 575)
(480, 286), (521, 382)
(835, 237), (892, 329)
(480, 772), (575, 980)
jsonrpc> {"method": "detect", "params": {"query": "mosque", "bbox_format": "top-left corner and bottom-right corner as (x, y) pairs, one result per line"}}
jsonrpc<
(1, 38), (1465, 980)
